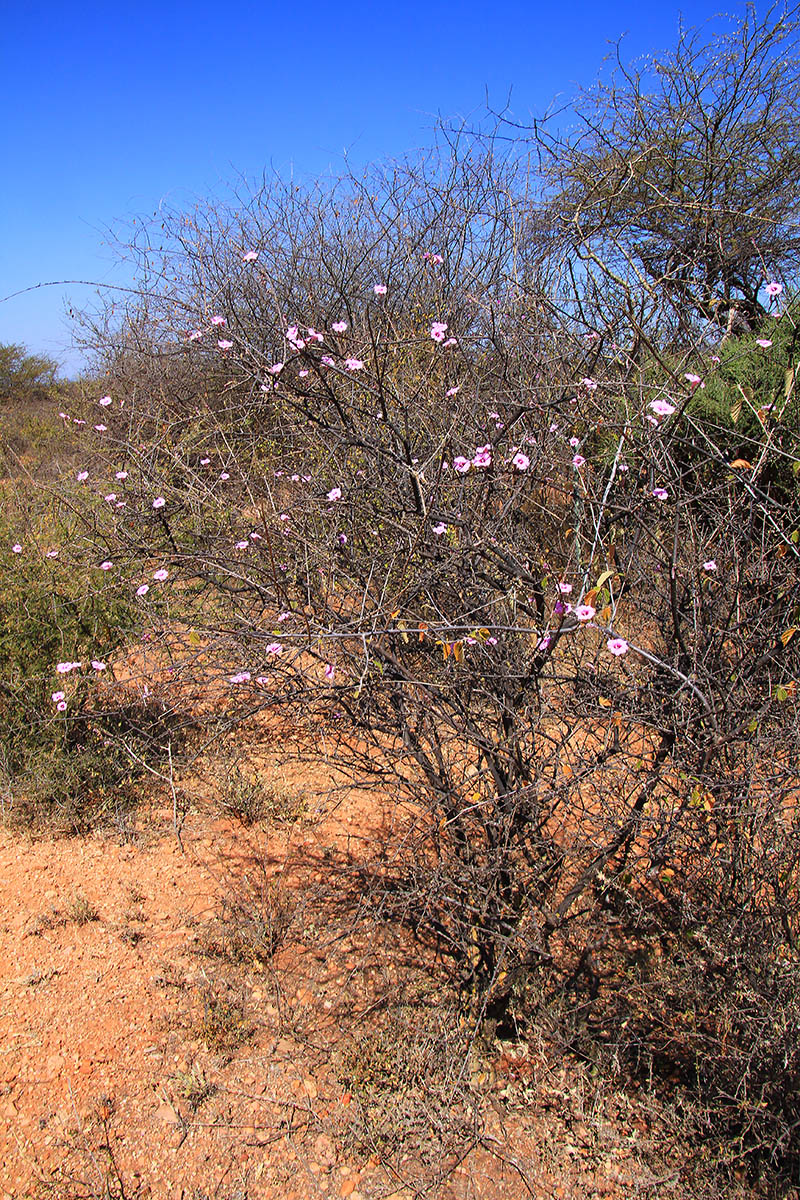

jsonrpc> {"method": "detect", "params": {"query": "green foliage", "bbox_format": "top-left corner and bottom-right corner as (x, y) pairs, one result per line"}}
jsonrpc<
(0, 496), (185, 831)
(0, 504), (135, 751)
(691, 315), (800, 492)
(0, 342), (58, 400)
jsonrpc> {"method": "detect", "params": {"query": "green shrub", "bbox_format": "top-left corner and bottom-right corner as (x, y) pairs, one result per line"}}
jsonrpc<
(0, 494), (186, 831)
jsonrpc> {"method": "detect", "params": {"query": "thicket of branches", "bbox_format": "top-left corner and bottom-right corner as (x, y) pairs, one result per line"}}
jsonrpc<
(7, 4), (800, 1186)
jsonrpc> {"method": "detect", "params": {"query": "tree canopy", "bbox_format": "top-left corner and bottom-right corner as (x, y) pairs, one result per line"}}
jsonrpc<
(529, 3), (800, 336)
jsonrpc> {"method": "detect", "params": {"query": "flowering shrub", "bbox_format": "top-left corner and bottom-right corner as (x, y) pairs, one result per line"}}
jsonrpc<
(31, 33), (800, 1178)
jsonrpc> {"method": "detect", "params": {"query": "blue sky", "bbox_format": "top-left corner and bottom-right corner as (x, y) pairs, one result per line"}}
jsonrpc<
(1, 0), (741, 375)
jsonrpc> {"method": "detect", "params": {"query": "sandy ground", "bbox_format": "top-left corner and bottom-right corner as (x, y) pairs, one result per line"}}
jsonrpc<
(0, 772), (696, 1200)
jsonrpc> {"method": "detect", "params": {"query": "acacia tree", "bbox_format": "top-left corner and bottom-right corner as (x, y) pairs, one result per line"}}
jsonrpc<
(0, 342), (58, 400)
(522, 3), (800, 338)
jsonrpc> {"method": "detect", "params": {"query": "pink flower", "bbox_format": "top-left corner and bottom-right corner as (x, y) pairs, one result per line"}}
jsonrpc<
(331, 320), (348, 333)
(327, 487), (342, 501)
(575, 605), (596, 622)
(298, 369), (309, 377)
(756, 338), (773, 348)
(11, 543), (21, 554)
(432, 522), (447, 535)
(321, 355), (335, 368)
(210, 314), (226, 326)
(199, 458), (210, 466)
(572, 454), (586, 468)
(268, 363), (284, 375)
(652, 487), (668, 501)
(337, 532), (347, 545)
(52, 691), (65, 703)
(94, 424), (107, 432)
(344, 358), (364, 371)
(266, 642), (283, 655)
(324, 663), (335, 681)
(219, 472), (230, 481)
(685, 373), (704, 390)
(249, 531), (262, 540)
(56, 662), (80, 673)
(115, 471), (128, 480)
(235, 540), (249, 550)
(765, 281), (783, 297)
(77, 470), (89, 482)
(217, 339), (233, 351)
(511, 452), (530, 471)
(442, 338), (457, 348)
(91, 660), (107, 671)
(100, 560), (114, 570)
(431, 321), (448, 342)
(152, 497), (166, 510)
(104, 494), (117, 503)
(607, 637), (629, 656)
(373, 284), (387, 295)
(650, 399), (676, 417)
(473, 446), (492, 468)
(445, 385), (460, 397)
(56, 700), (67, 712)
(152, 568), (169, 581)
(242, 250), (258, 262)
(136, 584), (150, 597)
(187, 330), (203, 341)
(453, 456), (470, 474)
(569, 436), (580, 448)
(255, 675), (270, 686)
(99, 396), (113, 407)
(46, 549), (59, 558)
(703, 559), (717, 572)
(558, 582), (572, 594)
(229, 671), (251, 684)
(581, 378), (598, 391)
(306, 328), (323, 343)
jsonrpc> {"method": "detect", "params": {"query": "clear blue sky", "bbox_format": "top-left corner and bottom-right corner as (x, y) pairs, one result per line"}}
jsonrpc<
(1, 0), (741, 375)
